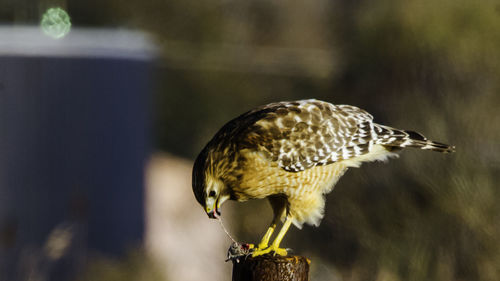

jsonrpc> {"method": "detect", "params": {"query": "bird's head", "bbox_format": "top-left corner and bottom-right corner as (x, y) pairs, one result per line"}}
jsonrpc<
(192, 152), (231, 219)
(203, 176), (231, 219)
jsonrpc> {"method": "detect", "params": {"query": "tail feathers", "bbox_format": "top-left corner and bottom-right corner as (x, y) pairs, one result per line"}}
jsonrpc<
(374, 125), (455, 153)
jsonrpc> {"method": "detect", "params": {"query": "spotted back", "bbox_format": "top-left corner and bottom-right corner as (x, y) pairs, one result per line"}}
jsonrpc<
(240, 99), (376, 172)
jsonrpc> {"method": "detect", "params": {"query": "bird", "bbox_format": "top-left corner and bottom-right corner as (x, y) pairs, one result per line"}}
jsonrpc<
(192, 99), (454, 257)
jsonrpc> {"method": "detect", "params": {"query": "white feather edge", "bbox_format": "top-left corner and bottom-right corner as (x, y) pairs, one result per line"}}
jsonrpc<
(341, 144), (399, 168)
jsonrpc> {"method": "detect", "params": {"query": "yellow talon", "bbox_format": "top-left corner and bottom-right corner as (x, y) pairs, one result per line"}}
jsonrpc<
(251, 215), (293, 257)
(273, 247), (288, 256)
(251, 245), (288, 257)
(256, 223), (276, 249)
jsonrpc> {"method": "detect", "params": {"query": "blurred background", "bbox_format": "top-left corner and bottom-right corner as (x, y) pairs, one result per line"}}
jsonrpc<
(0, 0), (499, 280)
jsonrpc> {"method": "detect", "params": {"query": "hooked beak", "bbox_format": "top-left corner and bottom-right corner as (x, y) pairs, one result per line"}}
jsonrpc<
(206, 198), (221, 219)
(207, 209), (220, 219)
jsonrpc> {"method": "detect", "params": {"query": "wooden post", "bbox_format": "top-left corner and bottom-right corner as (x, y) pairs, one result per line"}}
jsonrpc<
(232, 255), (310, 281)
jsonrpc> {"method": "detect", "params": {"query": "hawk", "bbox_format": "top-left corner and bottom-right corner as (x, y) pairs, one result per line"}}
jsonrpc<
(192, 99), (454, 257)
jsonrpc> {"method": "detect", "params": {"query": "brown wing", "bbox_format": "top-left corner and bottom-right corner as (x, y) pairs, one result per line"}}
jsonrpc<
(239, 99), (375, 172)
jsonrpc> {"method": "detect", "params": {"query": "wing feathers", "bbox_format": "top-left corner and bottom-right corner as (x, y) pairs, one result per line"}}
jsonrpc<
(224, 99), (455, 173)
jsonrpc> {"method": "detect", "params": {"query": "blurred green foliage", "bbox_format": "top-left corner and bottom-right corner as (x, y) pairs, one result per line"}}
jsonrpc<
(2, 0), (499, 280)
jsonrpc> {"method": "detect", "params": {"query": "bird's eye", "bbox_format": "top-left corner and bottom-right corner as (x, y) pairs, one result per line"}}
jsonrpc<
(208, 190), (216, 197)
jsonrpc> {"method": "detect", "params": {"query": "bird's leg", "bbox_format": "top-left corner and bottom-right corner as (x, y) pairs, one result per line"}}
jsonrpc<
(252, 215), (293, 257)
(247, 211), (280, 251)
(267, 215), (292, 255)
(255, 194), (287, 249)
(256, 217), (279, 250)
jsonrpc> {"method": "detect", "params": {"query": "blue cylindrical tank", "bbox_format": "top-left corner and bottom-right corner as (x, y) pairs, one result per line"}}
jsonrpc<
(0, 27), (155, 281)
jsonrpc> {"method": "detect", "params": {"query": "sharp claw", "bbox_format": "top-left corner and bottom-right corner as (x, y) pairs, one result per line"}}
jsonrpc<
(272, 248), (288, 256)
(251, 246), (288, 257)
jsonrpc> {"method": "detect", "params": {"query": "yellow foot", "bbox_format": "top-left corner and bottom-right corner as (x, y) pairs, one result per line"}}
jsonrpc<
(251, 245), (288, 257)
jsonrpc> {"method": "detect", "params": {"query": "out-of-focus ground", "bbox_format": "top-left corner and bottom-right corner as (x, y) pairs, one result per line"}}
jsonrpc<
(144, 154), (234, 281)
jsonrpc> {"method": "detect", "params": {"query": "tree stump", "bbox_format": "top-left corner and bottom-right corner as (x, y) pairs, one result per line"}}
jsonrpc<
(232, 255), (310, 281)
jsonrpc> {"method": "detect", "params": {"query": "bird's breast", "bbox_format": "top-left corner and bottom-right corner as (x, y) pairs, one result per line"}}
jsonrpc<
(229, 149), (347, 201)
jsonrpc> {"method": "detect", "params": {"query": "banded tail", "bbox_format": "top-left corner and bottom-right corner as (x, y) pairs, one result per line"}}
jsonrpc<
(374, 124), (455, 153)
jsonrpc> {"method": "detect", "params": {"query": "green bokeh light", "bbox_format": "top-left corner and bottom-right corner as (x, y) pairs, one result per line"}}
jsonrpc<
(41, 7), (71, 39)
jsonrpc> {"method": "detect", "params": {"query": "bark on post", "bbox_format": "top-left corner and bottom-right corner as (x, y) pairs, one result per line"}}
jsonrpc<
(232, 255), (310, 281)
